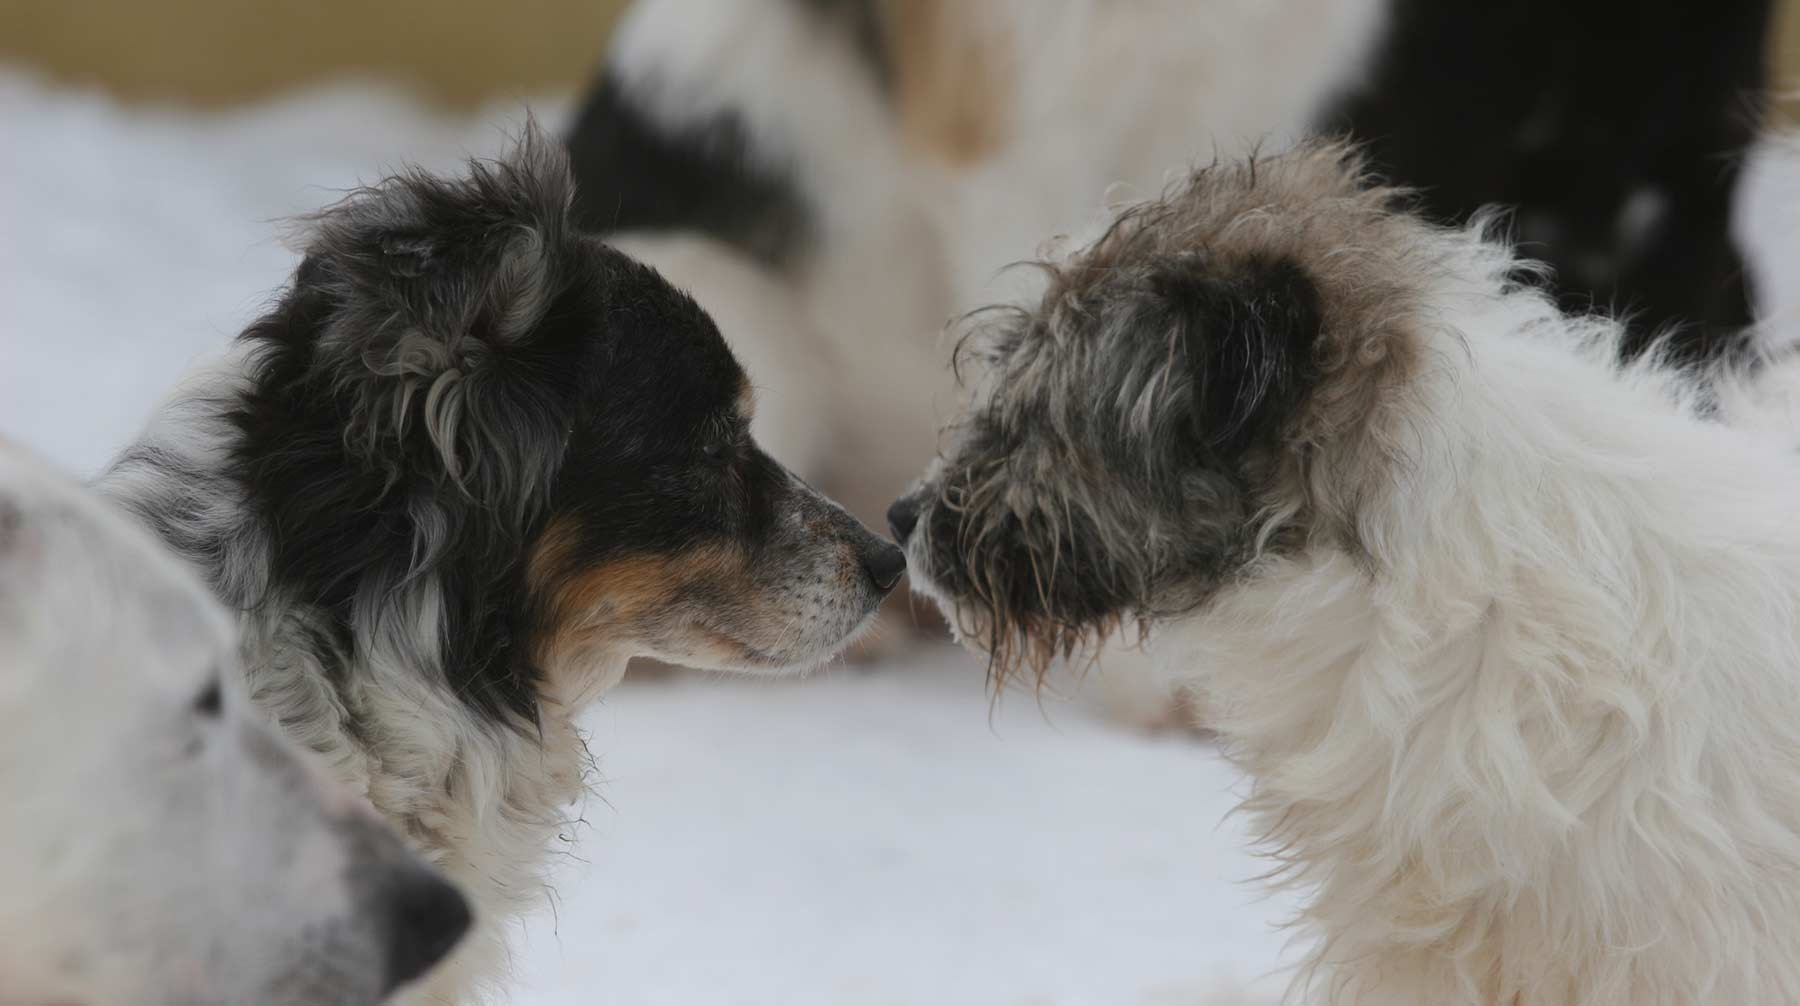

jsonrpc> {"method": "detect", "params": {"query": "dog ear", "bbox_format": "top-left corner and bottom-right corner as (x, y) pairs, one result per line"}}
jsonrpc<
(1147, 254), (1323, 459)
(285, 124), (579, 502)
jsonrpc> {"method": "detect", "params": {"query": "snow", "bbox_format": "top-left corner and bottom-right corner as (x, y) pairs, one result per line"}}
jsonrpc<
(0, 70), (1297, 1004)
(513, 661), (1293, 1006)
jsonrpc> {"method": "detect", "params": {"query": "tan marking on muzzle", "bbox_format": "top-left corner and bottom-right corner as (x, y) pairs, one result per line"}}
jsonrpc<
(527, 518), (766, 683)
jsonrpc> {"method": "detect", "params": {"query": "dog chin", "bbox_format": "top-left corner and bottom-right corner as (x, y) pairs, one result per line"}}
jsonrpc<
(769, 605), (888, 673)
(896, 561), (978, 654)
(676, 606), (888, 676)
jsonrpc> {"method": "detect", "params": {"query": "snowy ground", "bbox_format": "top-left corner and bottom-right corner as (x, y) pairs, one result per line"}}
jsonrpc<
(0, 72), (1298, 1004)
(509, 662), (1293, 1006)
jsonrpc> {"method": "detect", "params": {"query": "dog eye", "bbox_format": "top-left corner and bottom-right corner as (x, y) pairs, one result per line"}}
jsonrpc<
(703, 441), (731, 463)
(192, 678), (223, 719)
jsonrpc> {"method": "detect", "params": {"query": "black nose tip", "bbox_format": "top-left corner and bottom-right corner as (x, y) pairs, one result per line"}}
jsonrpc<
(379, 865), (472, 995)
(886, 495), (921, 543)
(861, 539), (907, 593)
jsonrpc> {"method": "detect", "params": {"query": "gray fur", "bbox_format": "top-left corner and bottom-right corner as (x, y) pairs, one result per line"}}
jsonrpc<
(897, 142), (1441, 684)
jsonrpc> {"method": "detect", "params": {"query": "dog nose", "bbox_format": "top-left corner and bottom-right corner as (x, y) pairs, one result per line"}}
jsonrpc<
(378, 864), (472, 995)
(861, 538), (907, 592)
(886, 495), (921, 543)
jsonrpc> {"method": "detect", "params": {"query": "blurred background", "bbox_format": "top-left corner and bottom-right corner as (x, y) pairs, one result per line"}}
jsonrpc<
(0, 0), (630, 107)
(4, 0), (1796, 114)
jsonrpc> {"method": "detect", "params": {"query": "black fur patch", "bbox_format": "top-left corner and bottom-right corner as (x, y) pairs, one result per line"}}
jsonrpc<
(793, 0), (892, 90)
(918, 254), (1325, 661)
(1325, 0), (1771, 361)
(564, 70), (814, 267)
(1154, 256), (1324, 461)
(224, 141), (754, 725)
(229, 276), (569, 723)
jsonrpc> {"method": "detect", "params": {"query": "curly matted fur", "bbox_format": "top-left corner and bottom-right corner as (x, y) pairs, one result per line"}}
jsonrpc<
(894, 141), (1800, 1003)
(99, 126), (904, 1003)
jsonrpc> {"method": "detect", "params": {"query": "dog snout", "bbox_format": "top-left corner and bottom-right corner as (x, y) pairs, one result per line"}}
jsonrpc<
(860, 536), (907, 593)
(886, 494), (922, 544)
(376, 863), (472, 996)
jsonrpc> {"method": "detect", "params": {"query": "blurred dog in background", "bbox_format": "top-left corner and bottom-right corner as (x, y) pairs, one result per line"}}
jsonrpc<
(0, 440), (469, 1006)
(562, 0), (1772, 725)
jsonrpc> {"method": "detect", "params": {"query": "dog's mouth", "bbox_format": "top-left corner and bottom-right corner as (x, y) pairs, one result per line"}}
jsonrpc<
(898, 528), (988, 652)
(900, 510), (1131, 689)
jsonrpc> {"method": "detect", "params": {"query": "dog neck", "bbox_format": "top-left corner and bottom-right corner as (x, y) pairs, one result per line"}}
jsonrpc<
(542, 647), (634, 711)
(1155, 288), (1800, 1002)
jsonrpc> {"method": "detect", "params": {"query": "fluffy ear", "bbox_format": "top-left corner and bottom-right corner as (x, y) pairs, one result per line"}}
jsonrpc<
(278, 123), (580, 501)
(1147, 254), (1324, 459)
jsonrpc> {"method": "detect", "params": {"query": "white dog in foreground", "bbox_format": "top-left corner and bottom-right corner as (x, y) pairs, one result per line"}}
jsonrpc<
(0, 441), (469, 1005)
(891, 142), (1800, 1004)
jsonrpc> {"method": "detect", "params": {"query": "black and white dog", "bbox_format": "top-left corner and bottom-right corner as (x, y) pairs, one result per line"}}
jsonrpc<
(99, 127), (903, 1002)
(561, 0), (1772, 721)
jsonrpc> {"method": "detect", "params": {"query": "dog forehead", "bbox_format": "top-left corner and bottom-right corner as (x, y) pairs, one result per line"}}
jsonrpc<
(0, 447), (233, 698)
(578, 265), (751, 430)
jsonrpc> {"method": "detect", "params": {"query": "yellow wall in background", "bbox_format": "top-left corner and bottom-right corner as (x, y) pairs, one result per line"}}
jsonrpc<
(0, 0), (1796, 115)
(1781, 0), (1800, 122)
(0, 0), (631, 107)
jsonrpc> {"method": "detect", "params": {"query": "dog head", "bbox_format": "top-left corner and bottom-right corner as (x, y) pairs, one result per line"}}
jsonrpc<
(889, 143), (1448, 685)
(227, 125), (901, 718)
(0, 442), (468, 1005)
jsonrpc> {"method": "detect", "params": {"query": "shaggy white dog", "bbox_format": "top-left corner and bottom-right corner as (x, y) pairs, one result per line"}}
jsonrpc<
(0, 439), (470, 1005)
(893, 143), (1800, 1004)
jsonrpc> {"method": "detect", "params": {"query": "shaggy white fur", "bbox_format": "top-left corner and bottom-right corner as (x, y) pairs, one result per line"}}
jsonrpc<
(1154, 225), (1800, 1003)
(895, 145), (1800, 1003)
